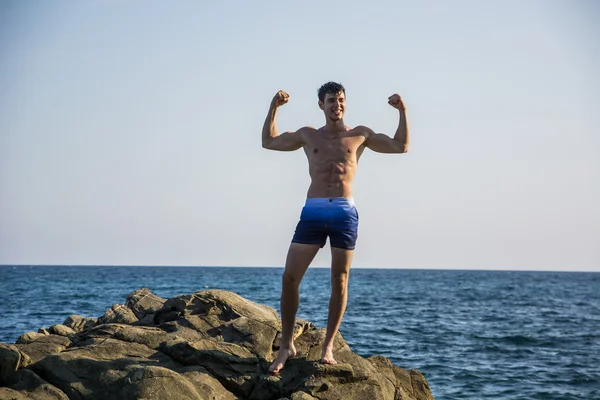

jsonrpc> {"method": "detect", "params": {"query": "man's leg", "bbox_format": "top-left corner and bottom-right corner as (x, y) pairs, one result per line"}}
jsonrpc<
(321, 246), (354, 364)
(269, 242), (320, 373)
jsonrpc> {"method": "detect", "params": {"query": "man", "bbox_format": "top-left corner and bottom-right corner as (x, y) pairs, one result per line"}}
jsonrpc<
(262, 82), (409, 373)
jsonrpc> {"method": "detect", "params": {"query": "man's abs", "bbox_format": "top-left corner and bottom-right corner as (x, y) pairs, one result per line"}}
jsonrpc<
(302, 131), (364, 198)
(306, 180), (353, 198)
(306, 164), (356, 198)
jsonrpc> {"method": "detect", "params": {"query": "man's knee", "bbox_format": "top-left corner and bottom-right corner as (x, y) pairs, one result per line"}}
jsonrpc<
(282, 270), (303, 287)
(331, 271), (349, 291)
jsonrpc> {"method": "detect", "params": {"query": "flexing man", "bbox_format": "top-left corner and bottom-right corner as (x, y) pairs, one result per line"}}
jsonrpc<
(262, 82), (409, 373)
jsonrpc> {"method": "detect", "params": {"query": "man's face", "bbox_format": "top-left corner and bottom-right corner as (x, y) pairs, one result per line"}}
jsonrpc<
(319, 92), (346, 121)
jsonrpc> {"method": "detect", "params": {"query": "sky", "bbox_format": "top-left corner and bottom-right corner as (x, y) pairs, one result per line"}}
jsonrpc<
(0, 1), (598, 271)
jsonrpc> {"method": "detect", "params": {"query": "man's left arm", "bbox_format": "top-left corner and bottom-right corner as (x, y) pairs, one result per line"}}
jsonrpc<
(363, 94), (410, 154)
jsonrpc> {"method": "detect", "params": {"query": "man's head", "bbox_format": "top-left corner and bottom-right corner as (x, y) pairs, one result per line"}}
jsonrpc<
(318, 82), (346, 121)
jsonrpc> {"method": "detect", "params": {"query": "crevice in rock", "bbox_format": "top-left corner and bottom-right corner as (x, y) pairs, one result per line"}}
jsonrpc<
(192, 362), (256, 399)
(381, 372), (396, 388)
(409, 370), (417, 397)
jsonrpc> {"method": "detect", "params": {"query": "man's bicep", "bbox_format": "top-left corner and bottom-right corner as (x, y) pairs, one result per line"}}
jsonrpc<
(263, 130), (304, 151)
(364, 133), (405, 153)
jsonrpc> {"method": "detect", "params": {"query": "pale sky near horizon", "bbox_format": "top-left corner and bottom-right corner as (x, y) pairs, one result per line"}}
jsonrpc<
(1, 1), (598, 271)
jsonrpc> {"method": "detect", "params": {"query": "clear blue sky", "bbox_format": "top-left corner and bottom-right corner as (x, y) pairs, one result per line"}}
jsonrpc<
(1, 1), (598, 270)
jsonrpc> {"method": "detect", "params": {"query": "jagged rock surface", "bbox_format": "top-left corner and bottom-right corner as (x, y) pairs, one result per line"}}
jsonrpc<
(0, 288), (434, 400)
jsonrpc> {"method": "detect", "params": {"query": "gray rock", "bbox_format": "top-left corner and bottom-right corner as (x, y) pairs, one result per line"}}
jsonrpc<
(162, 338), (259, 398)
(125, 288), (166, 319)
(209, 316), (279, 361)
(48, 324), (76, 337)
(1, 368), (69, 400)
(97, 303), (138, 325)
(272, 318), (316, 351)
(177, 365), (237, 400)
(0, 387), (27, 399)
(0, 343), (30, 385)
(290, 392), (318, 400)
(155, 289), (279, 326)
(30, 337), (182, 400)
(62, 315), (97, 332)
(132, 313), (156, 326)
(118, 365), (202, 400)
(13, 334), (71, 364)
(72, 323), (168, 349)
(71, 322), (208, 351)
(16, 332), (46, 345)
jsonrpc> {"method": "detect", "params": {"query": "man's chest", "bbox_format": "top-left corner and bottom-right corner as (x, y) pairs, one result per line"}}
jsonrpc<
(304, 135), (365, 157)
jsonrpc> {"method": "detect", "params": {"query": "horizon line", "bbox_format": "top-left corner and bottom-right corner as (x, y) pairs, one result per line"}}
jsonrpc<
(0, 264), (598, 273)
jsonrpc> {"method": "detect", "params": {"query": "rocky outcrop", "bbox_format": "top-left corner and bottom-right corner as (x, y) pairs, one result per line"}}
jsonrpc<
(0, 288), (434, 400)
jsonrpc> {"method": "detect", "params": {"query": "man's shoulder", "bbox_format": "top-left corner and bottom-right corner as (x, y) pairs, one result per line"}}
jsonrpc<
(348, 125), (375, 139)
(351, 125), (375, 134)
(297, 126), (319, 133)
(296, 126), (319, 140)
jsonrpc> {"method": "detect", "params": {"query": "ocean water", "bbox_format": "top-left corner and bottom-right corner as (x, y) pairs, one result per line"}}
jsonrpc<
(0, 266), (598, 400)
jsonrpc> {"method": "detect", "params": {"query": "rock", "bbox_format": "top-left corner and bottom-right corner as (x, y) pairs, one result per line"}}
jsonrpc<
(70, 322), (209, 351)
(125, 288), (166, 319)
(71, 323), (167, 349)
(405, 370), (435, 400)
(0, 344), (30, 385)
(48, 324), (76, 337)
(1, 288), (435, 400)
(133, 313), (156, 326)
(97, 303), (138, 325)
(0, 387), (27, 399)
(290, 392), (318, 400)
(155, 290), (279, 325)
(261, 328), (399, 400)
(13, 334), (71, 364)
(177, 365), (237, 400)
(30, 337), (182, 400)
(62, 315), (97, 332)
(273, 318), (316, 350)
(162, 338), (259, 398)
(118, 365), (202, 400)
(16, 332), (46, 345)
(210, 315), (280, 361)
(0, 368), (69, 399)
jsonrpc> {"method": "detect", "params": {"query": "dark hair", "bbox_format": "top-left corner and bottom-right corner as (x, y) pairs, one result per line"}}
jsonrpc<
(317, 82), (345, 102)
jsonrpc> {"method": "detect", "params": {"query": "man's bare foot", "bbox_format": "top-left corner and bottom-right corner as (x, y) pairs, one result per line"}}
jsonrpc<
(269, 344), (297, 374)
(320, 346), (337, 365)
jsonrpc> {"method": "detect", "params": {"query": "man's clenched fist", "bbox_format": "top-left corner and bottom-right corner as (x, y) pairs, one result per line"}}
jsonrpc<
(272, 90), (290, 107)
(388, 94), (406, 111)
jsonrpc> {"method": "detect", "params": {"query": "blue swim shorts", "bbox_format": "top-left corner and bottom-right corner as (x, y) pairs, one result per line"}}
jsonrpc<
(291, 197), (359, 250)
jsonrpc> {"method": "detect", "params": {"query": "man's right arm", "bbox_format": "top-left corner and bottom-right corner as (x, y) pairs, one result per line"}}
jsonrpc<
(262, 90), (304, 151)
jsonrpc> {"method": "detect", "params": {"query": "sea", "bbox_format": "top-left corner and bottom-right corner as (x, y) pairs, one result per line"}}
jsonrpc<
(0, 266), (598, 400)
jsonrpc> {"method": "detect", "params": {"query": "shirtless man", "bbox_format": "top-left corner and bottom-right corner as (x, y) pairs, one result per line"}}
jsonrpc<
(262, 82), (409, 373)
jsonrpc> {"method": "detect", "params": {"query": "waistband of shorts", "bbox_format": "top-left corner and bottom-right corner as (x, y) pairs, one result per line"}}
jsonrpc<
(304, 197), (355, 207)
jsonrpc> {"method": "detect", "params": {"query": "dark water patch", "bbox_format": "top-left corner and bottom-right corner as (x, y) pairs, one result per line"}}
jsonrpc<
(567, 373), (598, 386)
(375, 327), (402, 335)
